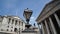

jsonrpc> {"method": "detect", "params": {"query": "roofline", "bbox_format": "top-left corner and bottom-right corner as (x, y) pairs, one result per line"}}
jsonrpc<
(36, 0), (54, 22)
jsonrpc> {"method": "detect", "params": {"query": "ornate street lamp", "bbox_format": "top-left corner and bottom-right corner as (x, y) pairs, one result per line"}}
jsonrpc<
(23, 8), (33, 29)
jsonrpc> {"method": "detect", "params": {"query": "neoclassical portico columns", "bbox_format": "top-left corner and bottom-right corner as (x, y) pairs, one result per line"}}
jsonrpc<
(41, 23), (45, 34)
(38, 24), (42, 34)
(44, 20), (50, 34)
(54, 13), (60, 27)
(49, 17), (57, 34)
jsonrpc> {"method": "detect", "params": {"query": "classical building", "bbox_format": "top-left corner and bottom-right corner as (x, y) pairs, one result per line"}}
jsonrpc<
(36, 0), (60, 34)
(0, 15), (25, 34)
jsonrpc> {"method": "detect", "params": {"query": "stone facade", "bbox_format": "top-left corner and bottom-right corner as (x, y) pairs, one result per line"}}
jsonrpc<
(0, 15), (25, 34)
(36, 0), (60, 34)
(21, 26), (39, 34)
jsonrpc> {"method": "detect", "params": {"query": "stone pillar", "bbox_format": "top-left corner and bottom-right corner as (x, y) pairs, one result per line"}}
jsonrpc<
(14, 20), (15, 26)
(44, 20), (50, 34)
(13, 19), (15, 32)
(54, 13), (60, 27)
(19, 21), (20, 26)
(20, 22), (22, 26)
(41, 23), (45, 34)
(10, 18), (12, 25)
(49, 17), (57, 34)
(38, 23), (41, 34)
(17, 21), (19, 25)
(9, 18), (12, 31)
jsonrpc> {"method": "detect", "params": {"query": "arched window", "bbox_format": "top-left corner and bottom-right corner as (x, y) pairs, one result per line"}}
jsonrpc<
(7, 29), (8, 31)
(15, 20), (17, 25)
(7, 26), (9, 28)
(1, 29), (3, 31)
(11, 30), (12, 32)
(8, 18), (11, 24)
(14, 28), (17, 32)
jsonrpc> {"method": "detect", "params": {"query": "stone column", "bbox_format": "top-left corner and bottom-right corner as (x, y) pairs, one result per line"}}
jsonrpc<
(10, 18), (12, 25)
(54, 13), (60, 27)
(20, 21), (22, 25)
(44, 20), (50, 34)
(19, 21), (20, 26)
(14, 20), (15, 26)
(41, 23), (45, 34)
(9, 18), (12, 31)
(17, 21), (19, 25)
(38, 23), (41, 34)
(49, 17), (57, 34)
(13, 19), (15, 31)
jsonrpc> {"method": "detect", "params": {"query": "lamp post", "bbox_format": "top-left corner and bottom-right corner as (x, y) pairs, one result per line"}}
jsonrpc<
(23, 8), (33, 29)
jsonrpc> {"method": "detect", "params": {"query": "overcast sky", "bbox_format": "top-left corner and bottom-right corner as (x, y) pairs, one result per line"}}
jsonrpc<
(0, 0), (52, 26)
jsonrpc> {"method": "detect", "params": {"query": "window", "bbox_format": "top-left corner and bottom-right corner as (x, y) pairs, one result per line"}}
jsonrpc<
(1, 29), (3, 31)
(22, 29), (23, 30)
(11, 26), (13, 28)
(15, 20), (17, 25)
(14, 28), (17, 32)
(8, 18), (11, 24)
(11, 30), (12, 32)
(7, 26), (9, 28)
(12, 19), (14, 24)
(7, 29), (8, 31)
(0, 17), (3, 22)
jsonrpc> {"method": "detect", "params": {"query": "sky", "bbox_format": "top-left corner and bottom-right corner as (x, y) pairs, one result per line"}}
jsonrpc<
(0, 0), (52, 26)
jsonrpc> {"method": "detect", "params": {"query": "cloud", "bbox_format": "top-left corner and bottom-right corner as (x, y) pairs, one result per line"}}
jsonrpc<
(0, 0), (21, 16)
(30, 17), (35, 24)
(0, 0), (19, 9)
(30, 17), (35, 21)
(29, 17), (37, 26)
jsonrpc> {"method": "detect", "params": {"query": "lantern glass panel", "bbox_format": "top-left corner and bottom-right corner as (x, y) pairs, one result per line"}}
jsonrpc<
(23, 10), (32, 20)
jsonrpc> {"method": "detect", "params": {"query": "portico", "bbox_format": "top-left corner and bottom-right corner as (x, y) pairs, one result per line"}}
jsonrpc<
(36, 0), (60, 34)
